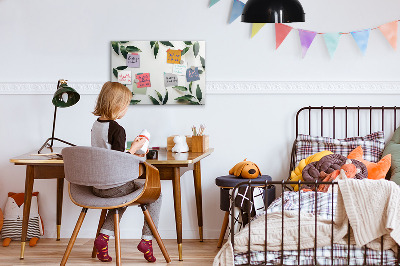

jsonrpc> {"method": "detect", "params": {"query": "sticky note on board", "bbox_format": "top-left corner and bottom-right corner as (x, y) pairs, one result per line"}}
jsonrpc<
(118, 70), (132, 84)
(172, 63), (187, 76)
(167, 49), (182, 64)
(132, 83), (147, 95)
(127, 53), (140, 68)
(186, 67), (200, 82)
(164, 73), (179, 87)
(136, 73), (151, 88)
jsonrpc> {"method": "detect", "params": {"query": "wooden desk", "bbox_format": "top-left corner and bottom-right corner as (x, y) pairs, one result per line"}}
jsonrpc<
(10, 147), (213, 261)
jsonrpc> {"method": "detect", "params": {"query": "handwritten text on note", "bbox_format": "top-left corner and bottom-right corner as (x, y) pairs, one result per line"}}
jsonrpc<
(136, 73), (151, 88)
(167, 49), (182, 64)
(118, 70), (132, 84)
(186, 67), (200, 82)
(127, 53), (140, 68)
(164, 73), (179, 87)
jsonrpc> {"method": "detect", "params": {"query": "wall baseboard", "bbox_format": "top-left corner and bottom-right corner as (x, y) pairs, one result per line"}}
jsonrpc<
(1, 81), (400, 95)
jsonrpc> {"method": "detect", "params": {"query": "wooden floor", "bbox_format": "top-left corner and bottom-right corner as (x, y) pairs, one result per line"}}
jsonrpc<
(0, 239), (221, 265)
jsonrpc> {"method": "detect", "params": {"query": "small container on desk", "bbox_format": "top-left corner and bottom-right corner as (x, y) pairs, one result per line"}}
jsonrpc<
(191, 135), (209, 152)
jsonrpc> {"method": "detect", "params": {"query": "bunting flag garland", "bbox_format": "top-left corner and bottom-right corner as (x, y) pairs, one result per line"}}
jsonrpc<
(209, 0), (220, 7)
(207, 3), (400, 58)
(298, 30), (317, 58)
(229, 0), (245, 24)
(378, 21), (398, 50)
(251, 23), (266, 38)
(323, 33), (341, 58)
(275, 23), (293, 49)
(351, 29), (370, 55)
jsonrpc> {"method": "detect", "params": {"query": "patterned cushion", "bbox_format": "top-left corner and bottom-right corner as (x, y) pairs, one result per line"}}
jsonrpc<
(295, 131), (385, 166)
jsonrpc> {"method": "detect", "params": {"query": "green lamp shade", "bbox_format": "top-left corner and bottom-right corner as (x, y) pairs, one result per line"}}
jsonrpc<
(52, 84), (80, 108)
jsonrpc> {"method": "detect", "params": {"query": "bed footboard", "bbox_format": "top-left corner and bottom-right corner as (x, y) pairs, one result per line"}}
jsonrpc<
(230, 180), (400, 266)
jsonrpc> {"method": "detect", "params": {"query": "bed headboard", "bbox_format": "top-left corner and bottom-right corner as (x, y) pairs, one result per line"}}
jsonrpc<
(290, 106), (400, 179)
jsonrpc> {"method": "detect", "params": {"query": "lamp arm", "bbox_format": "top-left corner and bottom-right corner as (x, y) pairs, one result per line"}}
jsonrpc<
(50, 105), (57, 148)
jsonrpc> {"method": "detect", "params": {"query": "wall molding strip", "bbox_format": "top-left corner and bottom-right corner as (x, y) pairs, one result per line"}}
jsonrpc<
(0, 81), (399, 95)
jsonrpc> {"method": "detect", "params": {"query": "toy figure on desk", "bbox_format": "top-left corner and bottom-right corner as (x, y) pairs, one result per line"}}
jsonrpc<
(172, 135), (189, 153)
(1, 192), (43, 247)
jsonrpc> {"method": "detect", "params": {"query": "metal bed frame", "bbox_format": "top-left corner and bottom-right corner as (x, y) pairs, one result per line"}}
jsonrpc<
(230, 106), (400, 266)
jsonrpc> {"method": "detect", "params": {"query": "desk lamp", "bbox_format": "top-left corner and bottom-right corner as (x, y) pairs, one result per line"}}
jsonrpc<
(38, 79), (80, 154)
(241, 0), (305, 23)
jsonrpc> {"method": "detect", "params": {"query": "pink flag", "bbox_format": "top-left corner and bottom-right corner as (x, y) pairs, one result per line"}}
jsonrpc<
(298, 29), (317, 58)
(275, 23), (293, 49)
(378, 21), (398, 50)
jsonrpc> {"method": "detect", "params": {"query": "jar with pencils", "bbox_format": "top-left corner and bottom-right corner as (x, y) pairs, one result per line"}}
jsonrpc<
(191, 124), (209, 153)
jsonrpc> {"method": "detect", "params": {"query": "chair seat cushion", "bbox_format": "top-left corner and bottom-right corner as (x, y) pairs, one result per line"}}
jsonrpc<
(69, 180), (145, 208)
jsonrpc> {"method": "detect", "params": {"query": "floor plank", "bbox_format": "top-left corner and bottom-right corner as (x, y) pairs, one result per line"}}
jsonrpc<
(0, 239), (221, 265)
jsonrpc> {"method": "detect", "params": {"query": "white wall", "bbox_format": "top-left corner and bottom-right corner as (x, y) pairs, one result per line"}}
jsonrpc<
(1, 0), (400, 239)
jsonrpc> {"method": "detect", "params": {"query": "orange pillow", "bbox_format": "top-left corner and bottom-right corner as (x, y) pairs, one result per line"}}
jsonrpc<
(347, 146), (391, 180)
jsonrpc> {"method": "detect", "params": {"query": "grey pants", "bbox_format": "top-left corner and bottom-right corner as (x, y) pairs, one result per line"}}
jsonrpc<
(92, 180), (162, 240)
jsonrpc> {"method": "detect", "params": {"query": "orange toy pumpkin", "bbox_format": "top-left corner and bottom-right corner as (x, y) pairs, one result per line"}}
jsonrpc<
(229, 159), (261, 179)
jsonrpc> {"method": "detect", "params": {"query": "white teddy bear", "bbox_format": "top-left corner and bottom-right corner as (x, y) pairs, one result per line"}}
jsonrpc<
(172, 135), (189, 153)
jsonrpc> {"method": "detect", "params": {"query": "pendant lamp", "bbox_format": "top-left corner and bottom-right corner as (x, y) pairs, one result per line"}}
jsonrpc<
(38, 79), (80, 154)
(242, 0), (305, 23)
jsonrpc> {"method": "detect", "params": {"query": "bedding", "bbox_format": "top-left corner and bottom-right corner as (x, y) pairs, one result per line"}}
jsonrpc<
(301, 154), (368, 190)
(295, 131), (385, 166)
(234, 245), (397, 265)
(214, 182), (399, 266)
(383, 126), (400, 184)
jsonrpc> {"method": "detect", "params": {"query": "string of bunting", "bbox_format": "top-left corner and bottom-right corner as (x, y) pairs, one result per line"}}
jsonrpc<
(210, 0), (399, 58)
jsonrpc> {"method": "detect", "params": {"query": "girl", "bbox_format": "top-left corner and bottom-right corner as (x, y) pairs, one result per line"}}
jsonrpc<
(91, 81), (161, 263)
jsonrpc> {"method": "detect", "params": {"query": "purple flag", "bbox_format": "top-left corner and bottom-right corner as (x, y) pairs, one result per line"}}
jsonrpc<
(298, 29), (317, 58)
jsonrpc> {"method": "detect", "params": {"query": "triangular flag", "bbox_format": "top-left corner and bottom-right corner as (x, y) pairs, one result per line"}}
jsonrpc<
(323, 33), (341, 58)
(275, 23), (293, 49)
(351, 29), (370, 55)
(378, 21), (398, 50)
(229, 0), (245, 24)
(209, 0), (220, 7)
(251, 23), (266, 38)
(298, 29), (317, 58)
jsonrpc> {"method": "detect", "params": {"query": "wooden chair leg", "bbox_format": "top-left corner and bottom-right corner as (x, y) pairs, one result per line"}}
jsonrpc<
(60, 208), (88, 266)
(217, 211), (230, 248)
(141, 205), (171, 263)
(114, 210), (121, 266)
(91, 209), (108, 258)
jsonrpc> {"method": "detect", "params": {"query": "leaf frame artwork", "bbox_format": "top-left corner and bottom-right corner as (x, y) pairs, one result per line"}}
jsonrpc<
(111, 41), (206, 105)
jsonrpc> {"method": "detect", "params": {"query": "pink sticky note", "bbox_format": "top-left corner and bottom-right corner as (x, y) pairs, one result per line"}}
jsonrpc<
(136, 73), (151, 88)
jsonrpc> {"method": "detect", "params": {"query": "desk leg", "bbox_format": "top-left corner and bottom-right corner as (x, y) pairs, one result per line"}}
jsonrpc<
(172, 167), (183, 261)
(56, 178), (64, 241)
(20, 165), (34, 259)
(193, 161), (203, 242)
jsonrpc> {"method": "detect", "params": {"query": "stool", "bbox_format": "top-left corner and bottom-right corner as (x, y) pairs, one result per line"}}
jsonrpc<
(215, 175), (275, 248)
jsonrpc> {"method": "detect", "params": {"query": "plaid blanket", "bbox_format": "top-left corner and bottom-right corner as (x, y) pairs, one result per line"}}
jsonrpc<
(234, 191), (397, 265)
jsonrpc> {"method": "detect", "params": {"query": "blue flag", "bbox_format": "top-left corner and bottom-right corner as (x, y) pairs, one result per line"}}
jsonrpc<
(351, 29), (370, 55)
(229, 0), (245, 23)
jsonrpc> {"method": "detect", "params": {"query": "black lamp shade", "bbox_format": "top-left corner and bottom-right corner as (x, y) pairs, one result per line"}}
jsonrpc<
(52, 84), (80, 108)
(242, 0), (305, 23)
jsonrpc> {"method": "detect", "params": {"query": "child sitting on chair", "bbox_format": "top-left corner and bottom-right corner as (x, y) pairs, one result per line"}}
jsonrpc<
(91, 81), (162, 263)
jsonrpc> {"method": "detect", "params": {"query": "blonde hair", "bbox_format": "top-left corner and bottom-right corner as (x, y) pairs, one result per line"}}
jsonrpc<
(93, 82), (132, 120)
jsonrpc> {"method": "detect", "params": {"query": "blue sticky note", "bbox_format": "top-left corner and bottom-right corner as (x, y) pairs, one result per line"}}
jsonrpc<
(186, 67), (200, 82)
